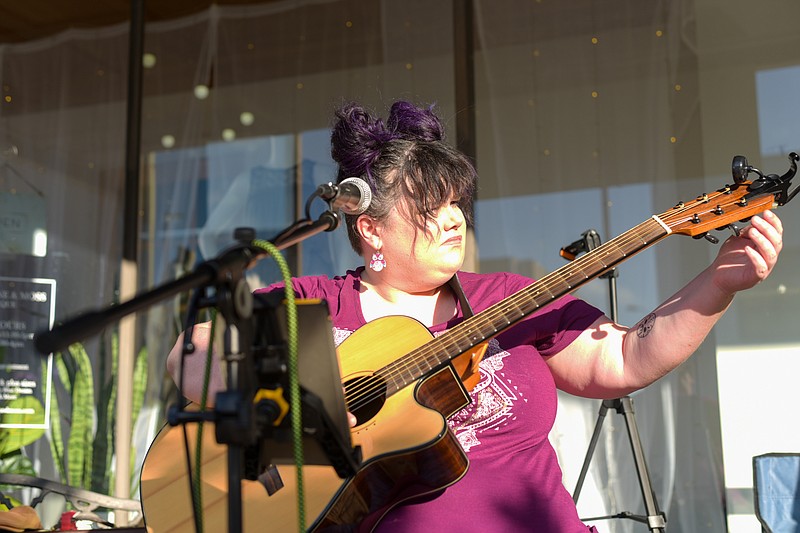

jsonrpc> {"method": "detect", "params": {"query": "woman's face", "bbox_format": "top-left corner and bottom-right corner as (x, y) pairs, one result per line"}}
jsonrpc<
(377, 196), (467, 292)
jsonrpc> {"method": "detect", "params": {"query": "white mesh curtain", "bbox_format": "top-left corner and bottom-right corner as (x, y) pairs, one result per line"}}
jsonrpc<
(8, 2), (799, 530)
(0, 25), (130, 499)
(0, 27), (128, 316)
(471, 1), (726, 531)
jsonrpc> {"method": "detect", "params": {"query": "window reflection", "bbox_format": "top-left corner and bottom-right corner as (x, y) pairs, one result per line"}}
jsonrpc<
(148, 130), (358, 292)
(475, 183), (661, 323)
(756, 64), (800, 158)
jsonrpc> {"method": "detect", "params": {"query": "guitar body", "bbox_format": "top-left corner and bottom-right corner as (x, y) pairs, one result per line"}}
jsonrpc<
(141, 316), (471, 532)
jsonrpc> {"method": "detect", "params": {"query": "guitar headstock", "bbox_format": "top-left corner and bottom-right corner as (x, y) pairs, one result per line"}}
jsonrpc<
(665, 152), (798, 238)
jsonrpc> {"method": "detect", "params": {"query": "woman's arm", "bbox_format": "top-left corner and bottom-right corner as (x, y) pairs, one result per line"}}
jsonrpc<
(166, 321), (224, 405)
(546, 210), (783, 398)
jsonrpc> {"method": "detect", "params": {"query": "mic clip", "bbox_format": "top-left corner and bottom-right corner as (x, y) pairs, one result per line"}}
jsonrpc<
(316, 182), (339, 201)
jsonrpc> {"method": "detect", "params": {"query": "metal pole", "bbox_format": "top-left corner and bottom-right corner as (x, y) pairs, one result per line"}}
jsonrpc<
(115, 0), (144, 523)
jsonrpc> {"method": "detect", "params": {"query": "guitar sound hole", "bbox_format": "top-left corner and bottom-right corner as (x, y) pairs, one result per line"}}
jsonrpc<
(343, 375), (386, 426)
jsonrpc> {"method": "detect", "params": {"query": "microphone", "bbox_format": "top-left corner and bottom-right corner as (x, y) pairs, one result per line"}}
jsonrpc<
(316, 177), (372, 215)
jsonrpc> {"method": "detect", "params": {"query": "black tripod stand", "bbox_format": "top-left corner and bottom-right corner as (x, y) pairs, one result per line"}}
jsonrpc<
(561, 229), (667, 532)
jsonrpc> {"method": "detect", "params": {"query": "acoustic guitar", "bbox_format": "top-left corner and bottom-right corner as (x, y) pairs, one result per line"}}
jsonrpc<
(141, 154), (798, 532)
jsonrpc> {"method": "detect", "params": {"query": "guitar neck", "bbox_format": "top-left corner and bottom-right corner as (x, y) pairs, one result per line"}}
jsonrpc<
(378, 216), (672, 396)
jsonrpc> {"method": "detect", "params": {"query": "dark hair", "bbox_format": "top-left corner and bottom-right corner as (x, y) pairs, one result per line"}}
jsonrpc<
(330, 101), (477, 254)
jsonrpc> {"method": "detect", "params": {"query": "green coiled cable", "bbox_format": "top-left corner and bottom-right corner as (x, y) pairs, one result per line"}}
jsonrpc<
(190, 241), (303, 532)
(252, 239), (304, 532)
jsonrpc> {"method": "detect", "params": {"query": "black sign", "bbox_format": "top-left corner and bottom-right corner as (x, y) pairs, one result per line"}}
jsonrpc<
(0, 277), (55, 428)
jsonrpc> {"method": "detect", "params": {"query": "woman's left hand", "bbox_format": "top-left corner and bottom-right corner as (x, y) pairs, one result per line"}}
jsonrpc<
(710, 210), (783, 295)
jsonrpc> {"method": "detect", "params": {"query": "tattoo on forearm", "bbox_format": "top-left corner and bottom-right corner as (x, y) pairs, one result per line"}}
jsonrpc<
(636, 313), (657, 338)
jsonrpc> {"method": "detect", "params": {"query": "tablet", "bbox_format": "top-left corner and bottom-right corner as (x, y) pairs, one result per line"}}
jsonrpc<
(248, 294), (357, 476)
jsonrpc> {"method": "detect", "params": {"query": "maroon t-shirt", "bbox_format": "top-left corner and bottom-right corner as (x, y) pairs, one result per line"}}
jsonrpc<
(259, 268), (603, 532)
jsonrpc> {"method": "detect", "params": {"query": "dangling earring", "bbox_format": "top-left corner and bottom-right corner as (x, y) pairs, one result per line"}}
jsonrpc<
(369, 250), (387, 272)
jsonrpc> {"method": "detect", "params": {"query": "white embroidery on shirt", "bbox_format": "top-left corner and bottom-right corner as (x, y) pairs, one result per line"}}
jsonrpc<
(446, 339), (516, 452)
(332, 327), (353, 347)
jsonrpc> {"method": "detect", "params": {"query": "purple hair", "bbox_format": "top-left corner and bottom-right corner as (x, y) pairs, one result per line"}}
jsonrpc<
(330, 100), (477, 255)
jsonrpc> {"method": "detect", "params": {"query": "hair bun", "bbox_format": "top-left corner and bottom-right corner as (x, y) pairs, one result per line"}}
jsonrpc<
(330, 101), (445, 178)
(387, 101), (444, 142)
(331, 103), (394, 177)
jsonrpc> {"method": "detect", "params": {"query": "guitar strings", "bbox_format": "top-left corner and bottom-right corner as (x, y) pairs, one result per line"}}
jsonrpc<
(344, 211), (677, 409)
(344, 187), (731, 413)
(340, 221), (659, 414)
(343, 184), (750, 415)
(343, 218), (668, 413)
(345, 216), (680, 414)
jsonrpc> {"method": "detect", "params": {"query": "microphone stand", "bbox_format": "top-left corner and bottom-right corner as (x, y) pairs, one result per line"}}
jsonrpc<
(33, 213), (340, 356)
(34, 206), (358, 533)
(561, 230), (667, 532)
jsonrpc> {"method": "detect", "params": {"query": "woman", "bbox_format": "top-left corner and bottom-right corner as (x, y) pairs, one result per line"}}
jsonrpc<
(167, 101), (783, 531)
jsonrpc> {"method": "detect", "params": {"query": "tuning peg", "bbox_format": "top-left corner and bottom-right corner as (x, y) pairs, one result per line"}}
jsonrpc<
(693, 233), (720, 244)
(715, 223), (743, 237)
